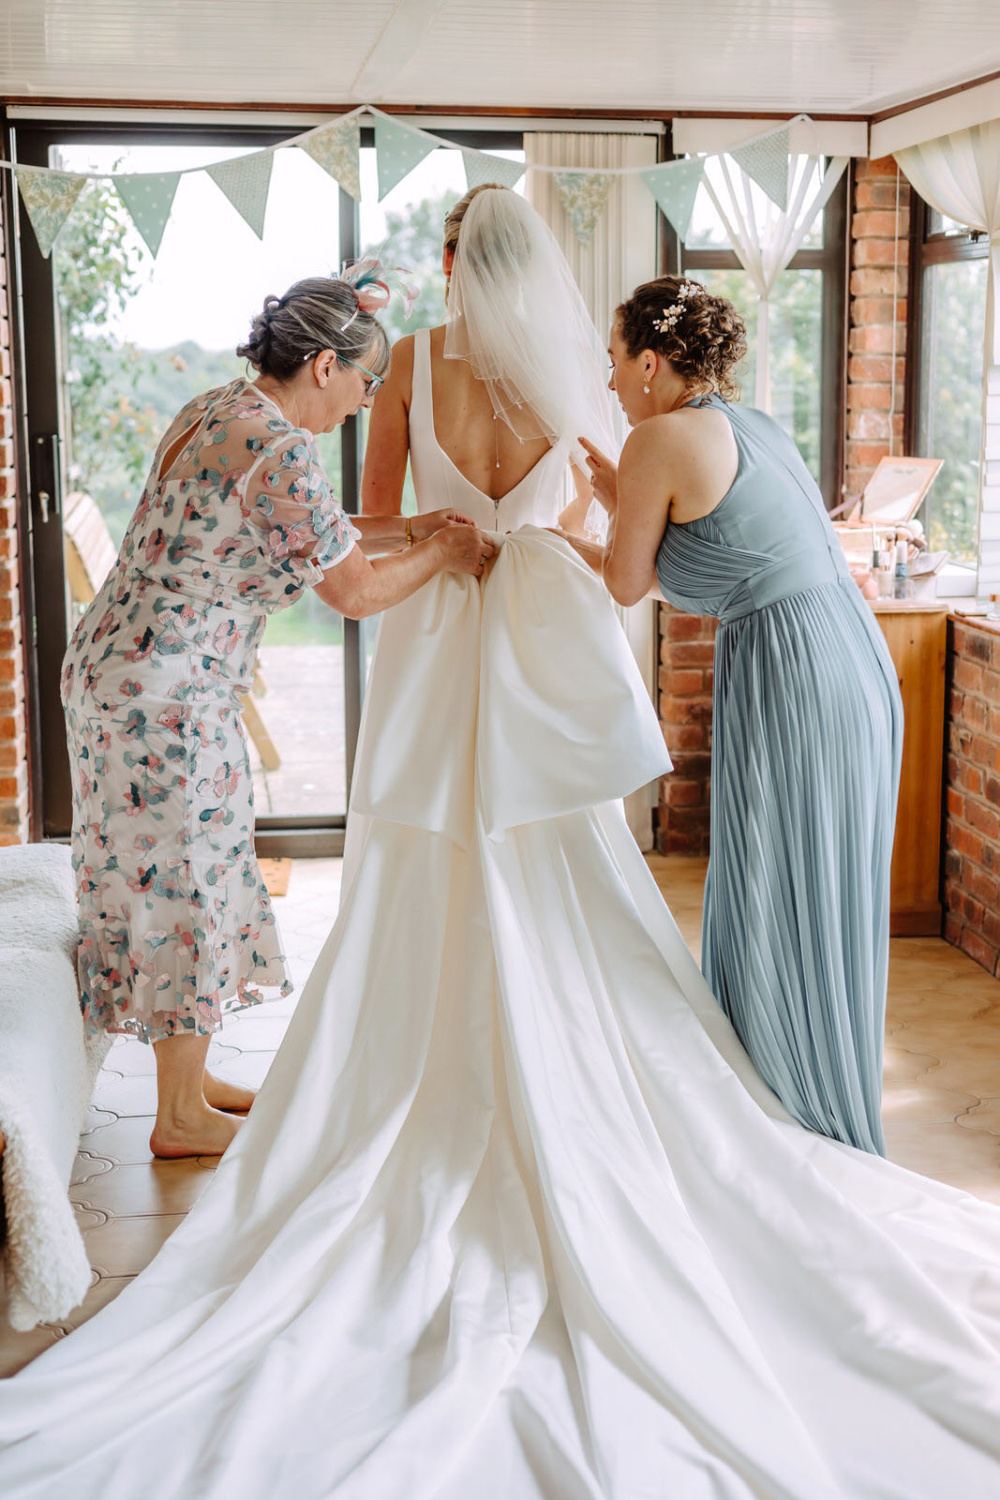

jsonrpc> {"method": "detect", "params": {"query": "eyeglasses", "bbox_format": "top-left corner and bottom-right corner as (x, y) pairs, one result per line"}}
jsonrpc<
(338, 356), (384, 397)
(302, 352), (384, 397)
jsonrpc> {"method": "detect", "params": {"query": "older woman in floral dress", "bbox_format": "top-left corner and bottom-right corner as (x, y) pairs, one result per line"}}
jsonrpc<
(62, 273), (494, 1159)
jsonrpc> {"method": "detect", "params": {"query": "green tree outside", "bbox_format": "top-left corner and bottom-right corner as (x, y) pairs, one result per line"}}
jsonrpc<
(918, 259), (987, 563)
(688, 267), (823, 482)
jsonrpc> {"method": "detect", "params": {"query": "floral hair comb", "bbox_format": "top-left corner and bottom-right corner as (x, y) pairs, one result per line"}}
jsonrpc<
(651, 280), (701, 334)
(340, 256), (419, 329)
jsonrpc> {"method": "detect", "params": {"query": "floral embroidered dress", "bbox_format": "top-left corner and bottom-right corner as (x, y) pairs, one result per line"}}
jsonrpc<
(61, 378), (358, 1043)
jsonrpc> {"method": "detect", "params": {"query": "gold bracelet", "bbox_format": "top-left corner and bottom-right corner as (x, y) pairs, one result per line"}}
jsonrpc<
(405, 516), (414, 548)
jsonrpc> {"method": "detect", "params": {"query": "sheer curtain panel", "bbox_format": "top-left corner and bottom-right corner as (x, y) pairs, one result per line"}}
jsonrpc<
(527, 132), (660, 849)
(896, 123), (1000, 599)
(700, 153), (848, 411)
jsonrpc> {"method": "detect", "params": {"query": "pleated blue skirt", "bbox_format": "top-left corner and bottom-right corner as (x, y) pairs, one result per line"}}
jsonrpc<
(702, 578), (902, 1155)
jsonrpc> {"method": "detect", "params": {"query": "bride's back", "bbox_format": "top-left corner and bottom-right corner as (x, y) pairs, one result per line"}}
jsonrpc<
(362, 184), (614, 531)
(424, 325), (552, 503)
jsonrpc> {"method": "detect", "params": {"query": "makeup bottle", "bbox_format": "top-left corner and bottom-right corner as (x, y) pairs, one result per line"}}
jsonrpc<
(893, 538), (908, 600)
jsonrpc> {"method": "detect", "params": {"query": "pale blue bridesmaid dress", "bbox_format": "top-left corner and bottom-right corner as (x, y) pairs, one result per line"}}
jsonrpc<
(656, 394), (902, 1155)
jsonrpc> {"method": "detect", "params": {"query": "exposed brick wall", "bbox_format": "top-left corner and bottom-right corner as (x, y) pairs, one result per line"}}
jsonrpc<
(0, 189), (27, 847)
(656, 604), (716, 855)
(844, 156), (910, 503)
(943, 615), (1000, 973)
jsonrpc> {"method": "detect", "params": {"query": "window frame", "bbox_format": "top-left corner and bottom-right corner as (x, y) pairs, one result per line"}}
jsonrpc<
(905, 188), (990, 453)
(5, 114), (523, 849)
(659, 163), (849, 509)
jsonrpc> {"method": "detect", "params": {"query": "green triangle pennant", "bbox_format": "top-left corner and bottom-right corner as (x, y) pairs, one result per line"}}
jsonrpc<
(640, 159), (706, 243)
(206, 152), (274, 239)
(301, 116), (362, 201)
(731, 125), (791, 211)
(14, 166), (86, 258)
(374, 115), (436, 201)
(462, 150), (525, 192)
(553, 170), (614, 246)
(114, 171), (181, 257)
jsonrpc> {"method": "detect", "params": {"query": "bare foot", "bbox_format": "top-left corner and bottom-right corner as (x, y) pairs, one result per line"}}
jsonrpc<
(203, 1071), (257, 1114)
(149, 1104), (243, 1159)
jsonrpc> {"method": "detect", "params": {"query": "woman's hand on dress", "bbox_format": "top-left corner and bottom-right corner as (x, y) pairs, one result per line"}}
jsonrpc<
(431, 523), (496, 578)
(579, 438), (619, 514)
(410, 508), (477, 543)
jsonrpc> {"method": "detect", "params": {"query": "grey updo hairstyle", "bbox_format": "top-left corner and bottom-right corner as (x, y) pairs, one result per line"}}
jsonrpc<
(236, 276), (392, 382)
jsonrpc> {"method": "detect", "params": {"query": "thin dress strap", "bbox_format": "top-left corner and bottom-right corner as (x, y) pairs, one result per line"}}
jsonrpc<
(410, 327), (431, 427)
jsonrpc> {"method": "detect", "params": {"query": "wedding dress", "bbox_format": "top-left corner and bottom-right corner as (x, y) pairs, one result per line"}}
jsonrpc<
(3, 194), (1000, 1498)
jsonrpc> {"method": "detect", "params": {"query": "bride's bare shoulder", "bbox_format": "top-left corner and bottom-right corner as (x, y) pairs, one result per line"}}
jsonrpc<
(390, 331), (417, 362)
(379, 332), (416, 401)
(427, 324), (449, 355)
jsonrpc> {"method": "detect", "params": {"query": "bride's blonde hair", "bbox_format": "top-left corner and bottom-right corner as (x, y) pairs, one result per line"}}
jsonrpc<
(443, 183), (510, 253)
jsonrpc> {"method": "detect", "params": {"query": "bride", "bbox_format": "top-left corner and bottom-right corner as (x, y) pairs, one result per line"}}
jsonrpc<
(2, 186), (1000, 1500)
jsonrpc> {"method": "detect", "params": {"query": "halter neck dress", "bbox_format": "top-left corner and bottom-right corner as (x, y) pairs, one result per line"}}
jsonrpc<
(408, 326), (570, 530)
(656, 393), (902, 1155)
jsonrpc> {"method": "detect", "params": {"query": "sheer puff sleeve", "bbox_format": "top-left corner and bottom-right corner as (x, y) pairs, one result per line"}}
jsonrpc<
(242, 425), (360, 602)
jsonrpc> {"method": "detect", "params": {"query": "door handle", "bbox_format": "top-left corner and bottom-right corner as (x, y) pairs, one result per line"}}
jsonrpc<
(31, 431), (62, 524)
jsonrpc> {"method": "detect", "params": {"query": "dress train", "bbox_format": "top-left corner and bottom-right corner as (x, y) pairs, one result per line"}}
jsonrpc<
(1, 531), (999, 1500)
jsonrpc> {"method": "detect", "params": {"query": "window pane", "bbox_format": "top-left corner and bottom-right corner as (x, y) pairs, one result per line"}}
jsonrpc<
(687, 266), (823, 481)
(918, 258), (988, 563)
(684, 156), (824, 252)
(53, 141), (348, 820)
(927, 208), (971, 237)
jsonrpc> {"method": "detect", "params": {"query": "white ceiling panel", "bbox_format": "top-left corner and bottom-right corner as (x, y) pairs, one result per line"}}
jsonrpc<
(0, 0), (998, 116)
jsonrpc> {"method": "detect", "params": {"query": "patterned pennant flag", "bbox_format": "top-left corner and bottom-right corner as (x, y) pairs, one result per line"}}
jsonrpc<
(206, 152), (274, 240)
(301, 116), (362, 201)
(731, 125), (791, 211)
(114, 171), (182, 257)
(553, 171), (614, 246)
(374, 115), (436, 201)
(14, 166), (86, 258)
(640, 158), (706, 243)
(462, 150), (525, 192)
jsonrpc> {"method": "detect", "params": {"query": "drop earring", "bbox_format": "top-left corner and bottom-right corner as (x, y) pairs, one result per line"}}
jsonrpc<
(643, 383), (650, 394)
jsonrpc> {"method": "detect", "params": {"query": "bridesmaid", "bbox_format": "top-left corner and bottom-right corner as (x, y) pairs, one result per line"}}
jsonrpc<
(568, 275), (901, 1155)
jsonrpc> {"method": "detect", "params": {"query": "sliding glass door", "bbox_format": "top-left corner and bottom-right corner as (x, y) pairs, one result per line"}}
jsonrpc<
(10, 118), (523, 852)
(13, 121), (363, 852)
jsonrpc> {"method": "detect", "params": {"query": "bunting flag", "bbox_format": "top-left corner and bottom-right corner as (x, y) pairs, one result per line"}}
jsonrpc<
(731, 125), (791, 211)
(553, 170), (614, 246)
(206, 151), (274, 239)
(14, 166), (86, 258)
(374, 115), (436, 201)
(640, 158), (706, 243)
(301, 116), (362, 201)
(115, 171), (182, 257)
(3, 108), (811, 276)
(462, 150), (525, 192)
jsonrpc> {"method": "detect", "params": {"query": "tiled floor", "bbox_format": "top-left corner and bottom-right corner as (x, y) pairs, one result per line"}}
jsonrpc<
(2, 854), (999, 1376)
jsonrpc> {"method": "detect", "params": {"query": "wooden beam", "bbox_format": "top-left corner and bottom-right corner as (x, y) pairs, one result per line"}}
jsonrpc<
(0, 95), (866, 123)
(868, 67), (1000, 125)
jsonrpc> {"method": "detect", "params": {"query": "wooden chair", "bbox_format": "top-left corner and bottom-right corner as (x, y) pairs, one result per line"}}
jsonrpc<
(62, 492), (281, 772)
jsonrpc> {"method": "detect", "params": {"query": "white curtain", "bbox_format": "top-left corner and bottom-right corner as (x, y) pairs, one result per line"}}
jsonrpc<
(526, 131), (659, 347)
(701, 154), (849, 410)
(895, 122), (1000, 599)
(527, 132), (660, 850)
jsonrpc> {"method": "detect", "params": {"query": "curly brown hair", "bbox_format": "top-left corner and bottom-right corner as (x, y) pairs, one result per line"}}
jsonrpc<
(614, 276), (748, 402)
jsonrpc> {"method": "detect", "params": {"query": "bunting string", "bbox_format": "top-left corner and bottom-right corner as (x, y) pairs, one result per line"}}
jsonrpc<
(4, 106), (825, 259)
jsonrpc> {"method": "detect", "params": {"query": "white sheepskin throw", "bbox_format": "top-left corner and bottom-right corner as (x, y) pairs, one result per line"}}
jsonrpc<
(0, 844), (109, 1331)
